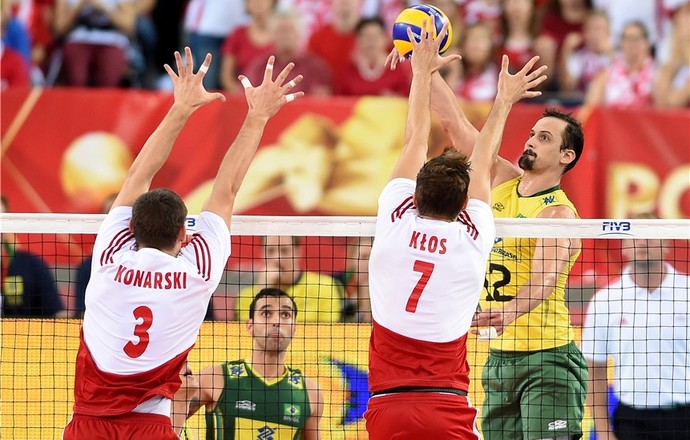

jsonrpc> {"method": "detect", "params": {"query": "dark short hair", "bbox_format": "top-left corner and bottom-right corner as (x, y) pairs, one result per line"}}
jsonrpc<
(415, 149), (471, 220)
(249, 288), (298, 320)
(355, 16), (385, 34)
(541, 108), (584, 174)
(131, 188), (187, 250)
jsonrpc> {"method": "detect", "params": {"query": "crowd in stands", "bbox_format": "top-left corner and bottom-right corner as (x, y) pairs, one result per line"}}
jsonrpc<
(1, 0), (688, 108)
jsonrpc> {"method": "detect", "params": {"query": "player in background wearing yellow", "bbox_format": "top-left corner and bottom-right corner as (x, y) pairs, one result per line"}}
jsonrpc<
(394, 43), (587, 439)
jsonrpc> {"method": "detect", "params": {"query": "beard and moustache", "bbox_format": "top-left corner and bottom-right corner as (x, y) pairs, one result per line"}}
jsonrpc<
(518, 149), (537, 170)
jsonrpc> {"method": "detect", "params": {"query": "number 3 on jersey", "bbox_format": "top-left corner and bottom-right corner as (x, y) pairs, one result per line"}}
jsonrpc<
(405, 260), (435, 313)
(124, 305), (153, 358)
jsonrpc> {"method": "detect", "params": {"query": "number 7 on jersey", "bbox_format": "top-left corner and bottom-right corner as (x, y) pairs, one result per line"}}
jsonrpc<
(405, 260), (435, 313)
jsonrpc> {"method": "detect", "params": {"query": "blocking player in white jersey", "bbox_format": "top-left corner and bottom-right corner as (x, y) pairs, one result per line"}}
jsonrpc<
(364, 18), (548, 439)
(63, 47), (304, 439)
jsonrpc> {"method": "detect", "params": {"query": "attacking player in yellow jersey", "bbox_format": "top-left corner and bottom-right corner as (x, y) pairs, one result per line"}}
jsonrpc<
(392, 59), (587, 439)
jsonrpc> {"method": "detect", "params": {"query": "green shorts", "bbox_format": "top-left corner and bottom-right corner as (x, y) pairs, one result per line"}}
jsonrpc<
(480, 341), (588, 440)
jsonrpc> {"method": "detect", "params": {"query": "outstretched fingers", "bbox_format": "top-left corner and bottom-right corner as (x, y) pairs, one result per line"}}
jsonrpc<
(406, 27), (417, 48)
(436, 20), (450, 49)
(385, 48), (401, 70)
(423, 17), (432, 40)
(527, 64), (548, 81)
(518, 55), (541, 77)
(238, 74), (253, 90)
(274, 62), (296, 87)
(439, 53), (462, 68)
(284, 90), (304, 103)
(281, 74), (303, 93)
(524, 65), (548, 97)
(172, 50), (184, 77)
(184, 46), (193, 76)
(500, 54), (510, 74)
(163, 62), (176, 80)
(197, 53), (212, 77)
(262, 56), (276, 84)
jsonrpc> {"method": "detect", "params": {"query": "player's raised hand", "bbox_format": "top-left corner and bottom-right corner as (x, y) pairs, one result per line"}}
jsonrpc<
(385, 47), (404, 70)
(496, 55), (548, 105)
(238, 56), (304, 121)
(407, 17), (461, 75)
(164, 47), (226, 115)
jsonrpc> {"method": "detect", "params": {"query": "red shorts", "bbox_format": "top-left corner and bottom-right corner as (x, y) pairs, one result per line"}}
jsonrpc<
(63, 412), (178, 440)
(365, 392), (482, 439)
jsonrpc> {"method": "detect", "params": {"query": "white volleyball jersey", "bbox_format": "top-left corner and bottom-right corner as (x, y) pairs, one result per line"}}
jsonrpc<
(369, 178), (495, 343)
(83, 206), (229, 373)
(74, 206), (230, 416)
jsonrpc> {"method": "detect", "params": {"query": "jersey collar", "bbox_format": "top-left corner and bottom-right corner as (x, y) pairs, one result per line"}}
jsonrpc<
(516, 179), (561, 198)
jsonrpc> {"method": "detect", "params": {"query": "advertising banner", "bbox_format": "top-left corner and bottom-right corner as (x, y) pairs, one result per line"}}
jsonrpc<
(3, 90), (688, 219)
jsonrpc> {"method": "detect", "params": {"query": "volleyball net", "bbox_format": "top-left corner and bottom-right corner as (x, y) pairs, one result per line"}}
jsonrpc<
(1, 214), (688, 439)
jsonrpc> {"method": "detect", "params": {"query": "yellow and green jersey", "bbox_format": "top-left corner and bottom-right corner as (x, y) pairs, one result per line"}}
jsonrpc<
(205, 360), (311, 440)
(479, 176), (580, 352)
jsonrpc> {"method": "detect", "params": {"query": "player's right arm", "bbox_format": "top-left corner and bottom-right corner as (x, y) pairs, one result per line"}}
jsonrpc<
(467, 55), (547, 204)
(185, 364), (223, 420)
(425, 55), (529, 188)
(201, 56), (304, 228)
(389, 19), (460, 181)
(112, 47), (226, 209)
(386, 48), (476, 158)
(430, 71), (477, 158)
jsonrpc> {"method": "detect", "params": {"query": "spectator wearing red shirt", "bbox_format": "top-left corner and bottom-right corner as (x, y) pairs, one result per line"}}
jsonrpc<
(497, 0), (538, 73)
(535, 0), (593, 90)
(0, 4), (30, 90)
(427, 0), (463, 49)
(336, 17), (410, 97)
(220, 0), (276, 94)
(53, 0), (136, 88)
(0, 42), (30, 89)
(246, 9), (332, 96)
(462, 0), (501, 25)
(307, 0), (360, 90)
(559, 9), (612, 95)
(538, 0), (592, 49)
(584, 22), (656, 109)
(654, 2), (690, 108)
(454, 22), (499, 102)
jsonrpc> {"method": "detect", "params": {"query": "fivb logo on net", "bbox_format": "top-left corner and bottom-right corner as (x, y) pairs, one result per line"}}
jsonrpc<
(599, 220), (633, 237)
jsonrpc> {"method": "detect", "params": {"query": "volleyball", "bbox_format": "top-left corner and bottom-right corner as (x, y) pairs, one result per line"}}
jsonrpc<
(392, 4), (453, 59)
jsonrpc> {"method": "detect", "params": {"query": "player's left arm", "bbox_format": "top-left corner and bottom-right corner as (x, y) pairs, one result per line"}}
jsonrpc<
(172, 363), (199, 436)
(499, 204), (580, 332)
(301, 377), (324, 440)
